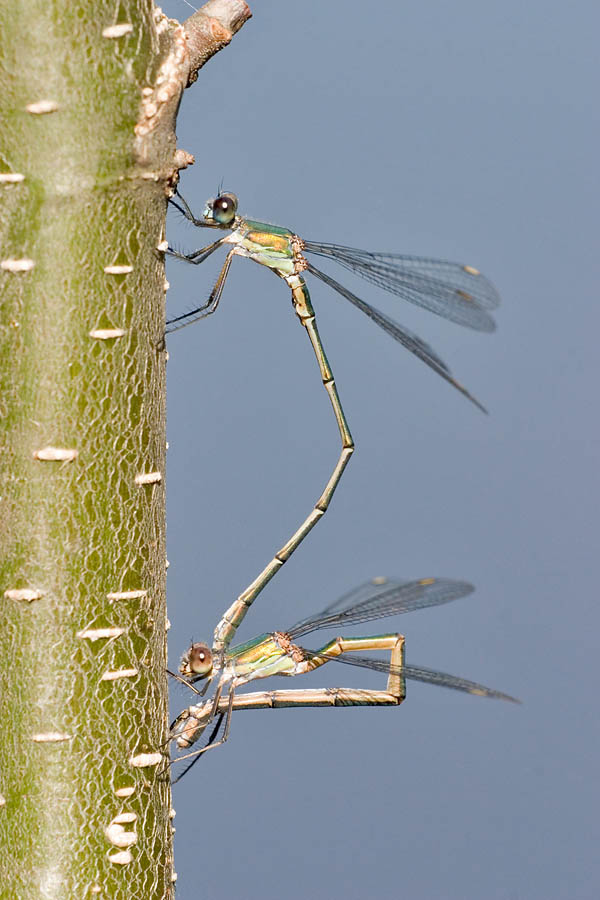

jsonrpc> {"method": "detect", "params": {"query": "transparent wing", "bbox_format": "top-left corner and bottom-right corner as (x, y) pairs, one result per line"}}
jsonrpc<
(288, 578), (474, 640)
(306, 263), (487, 413)
(300, 649), (519, 703)
(303, 241), (499, 331)
(303, 577), (419, 618)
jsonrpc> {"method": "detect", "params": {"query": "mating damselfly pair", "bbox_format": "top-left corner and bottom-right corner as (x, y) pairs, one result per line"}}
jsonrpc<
(163, 189), (515, 779)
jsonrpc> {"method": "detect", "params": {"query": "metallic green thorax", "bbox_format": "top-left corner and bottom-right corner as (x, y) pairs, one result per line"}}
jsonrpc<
(243, 219), (294, 239)
(227, 633), (297, 680)
(230, 217), (298, 277)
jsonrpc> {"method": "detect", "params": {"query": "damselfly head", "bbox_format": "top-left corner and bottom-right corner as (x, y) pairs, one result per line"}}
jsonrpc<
(180, 642), (213, 679)
(204, 192), (238, 227)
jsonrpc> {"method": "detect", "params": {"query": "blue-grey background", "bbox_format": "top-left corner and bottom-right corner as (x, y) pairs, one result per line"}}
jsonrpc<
(160, 2), (599, 898)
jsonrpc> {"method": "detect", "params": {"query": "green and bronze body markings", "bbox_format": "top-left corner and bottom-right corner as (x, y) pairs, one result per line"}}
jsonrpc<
(167, 576), (518, 781)
(166, 190), (500, 656)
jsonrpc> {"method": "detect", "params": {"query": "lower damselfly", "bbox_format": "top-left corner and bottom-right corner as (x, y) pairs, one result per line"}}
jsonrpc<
(166, 190), (500, 653)
(168, 576), (517, 782)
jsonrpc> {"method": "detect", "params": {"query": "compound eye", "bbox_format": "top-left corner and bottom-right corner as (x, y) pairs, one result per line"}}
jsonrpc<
(212, 192), (237, 225)
(187, 642), (213, 678)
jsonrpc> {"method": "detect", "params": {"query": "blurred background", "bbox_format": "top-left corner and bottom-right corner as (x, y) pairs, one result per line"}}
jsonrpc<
(160, 2), (599, 898)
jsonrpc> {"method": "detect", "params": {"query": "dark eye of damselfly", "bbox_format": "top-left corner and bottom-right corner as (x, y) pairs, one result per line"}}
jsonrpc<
(187, 642), (213, 678)
(212, 193), (237, 226)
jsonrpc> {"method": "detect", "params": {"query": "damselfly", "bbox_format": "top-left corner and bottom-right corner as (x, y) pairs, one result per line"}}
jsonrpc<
(169, 576), (517, 781)
(166, 190), (500, 651)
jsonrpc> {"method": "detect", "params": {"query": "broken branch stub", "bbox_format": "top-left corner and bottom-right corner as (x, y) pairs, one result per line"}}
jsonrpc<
(184, 0), (252, 84)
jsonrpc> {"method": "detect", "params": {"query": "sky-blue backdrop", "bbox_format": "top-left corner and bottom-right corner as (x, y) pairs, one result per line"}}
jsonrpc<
(161, 2), (599, 897)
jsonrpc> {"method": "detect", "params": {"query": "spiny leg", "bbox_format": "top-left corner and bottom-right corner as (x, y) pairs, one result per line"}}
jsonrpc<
(166, 668), (206, 696)
(212, 277), (354, 653)
(165, 249), (234, 333)
(167, 233), (229, 265)
(169, 189), (206, 227)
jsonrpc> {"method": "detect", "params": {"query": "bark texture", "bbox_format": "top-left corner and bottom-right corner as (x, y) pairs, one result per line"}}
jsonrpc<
(0, 1), (249, 896)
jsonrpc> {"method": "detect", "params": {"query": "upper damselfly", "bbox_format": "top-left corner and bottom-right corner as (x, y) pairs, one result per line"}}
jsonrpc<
(166, 190), (500, 650)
